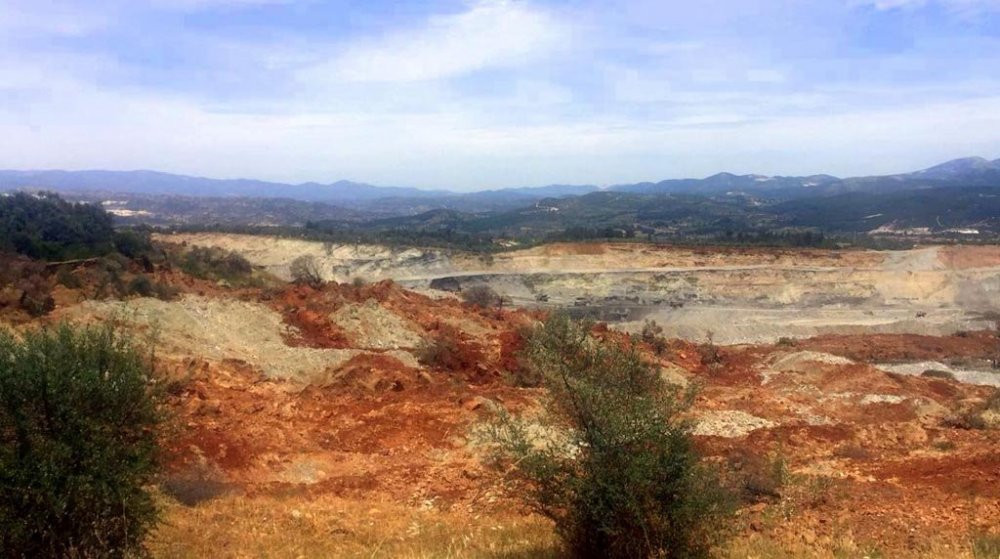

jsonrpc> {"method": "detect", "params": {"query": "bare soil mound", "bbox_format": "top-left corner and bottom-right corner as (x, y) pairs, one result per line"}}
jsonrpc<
(55, 295), (414, 382)
(330, 299), (425, 349)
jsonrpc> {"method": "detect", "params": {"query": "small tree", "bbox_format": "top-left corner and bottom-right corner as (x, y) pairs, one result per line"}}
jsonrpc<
(489, 315), (733, 559)
(290, 254), (324, 287)
(641, 318), (667, 355)
(0, 323), (163, 558)
(417, 327), (481, 372)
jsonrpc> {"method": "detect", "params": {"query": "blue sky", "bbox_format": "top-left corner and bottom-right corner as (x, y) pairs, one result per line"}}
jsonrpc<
(1, 0), (999, 190)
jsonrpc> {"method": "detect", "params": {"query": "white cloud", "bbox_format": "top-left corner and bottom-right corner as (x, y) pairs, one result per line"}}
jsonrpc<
(301, 0), (569, 83)
(5, 54), (998, 189)
(1, 0), (998, 188)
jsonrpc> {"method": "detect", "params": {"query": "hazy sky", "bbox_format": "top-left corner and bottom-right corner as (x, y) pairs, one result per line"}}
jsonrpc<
(2, 0), (999, 190)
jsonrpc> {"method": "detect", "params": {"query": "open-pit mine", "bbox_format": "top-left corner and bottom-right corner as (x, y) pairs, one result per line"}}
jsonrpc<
(20, 233), (998, 557)
(161, 233), (1000, 344)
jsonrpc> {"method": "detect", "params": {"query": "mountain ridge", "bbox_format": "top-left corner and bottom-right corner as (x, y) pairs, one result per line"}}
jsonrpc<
(2, 156), (998, 213)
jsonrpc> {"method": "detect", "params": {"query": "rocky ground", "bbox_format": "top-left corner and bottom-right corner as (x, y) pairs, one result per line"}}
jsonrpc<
(8, 239), (1000, 557)
(159, 234), (1000, 343)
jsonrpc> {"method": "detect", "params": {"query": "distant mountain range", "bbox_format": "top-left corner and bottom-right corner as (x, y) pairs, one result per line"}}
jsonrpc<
(345, 185), (1000, 240)
(3, 156), (998, 215)
(610, 156), (1000, 198)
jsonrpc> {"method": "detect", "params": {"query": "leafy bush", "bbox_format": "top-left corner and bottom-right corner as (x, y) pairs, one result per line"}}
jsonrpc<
(113, 228), (155, 260)
(417, 328), (481, 372)
(125, 274), (178, 301)
(0, 323), (163, 557)
(177, 246), (256, 286)
(489, 314), (734, 559)
(127, 274), (156, 297)
(289, 254), (324, 287)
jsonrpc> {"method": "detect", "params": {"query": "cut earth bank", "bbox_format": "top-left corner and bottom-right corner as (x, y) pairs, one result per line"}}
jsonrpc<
(159, 234), (1000, 344)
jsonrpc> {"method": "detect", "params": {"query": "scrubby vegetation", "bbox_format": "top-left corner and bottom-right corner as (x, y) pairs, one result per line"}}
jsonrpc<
(945, 389), (1000, 430)
(921, 369), (957, 381)
(698, 331), (723, 366)
(0, 323), (163, 558)
(175, 245), (258, 287)
(489, 315), (734, 558)
(640, 318), (668, 355)
(0, 192), (116, 261)
(726, 450), (789, 503)
(417, 327), (481, 372)
(290, 254), (324, 287)
(462, 284), (501, 309)
(0, 194), (182, 317)
(972, 532), (1000, 559)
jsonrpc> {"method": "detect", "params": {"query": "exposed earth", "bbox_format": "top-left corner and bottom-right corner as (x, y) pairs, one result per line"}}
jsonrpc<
(160, 233), (1000, 344)
(12, 237), (1000, 557)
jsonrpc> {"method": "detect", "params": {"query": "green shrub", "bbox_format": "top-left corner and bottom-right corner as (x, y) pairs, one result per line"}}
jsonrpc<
(489, 314), (734, 559)
(176, 246), (257, 287)
(113, 229), (155, 260)
(127, 274), (156, 297)
(417, 328), (480, 372)
(124, 275), (177, 301)
(0, 323), (163, 558)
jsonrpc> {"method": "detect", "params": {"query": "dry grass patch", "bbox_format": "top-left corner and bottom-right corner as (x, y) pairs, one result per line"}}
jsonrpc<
(151, 495), (560, 559)
(724, 533), (980, 559)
